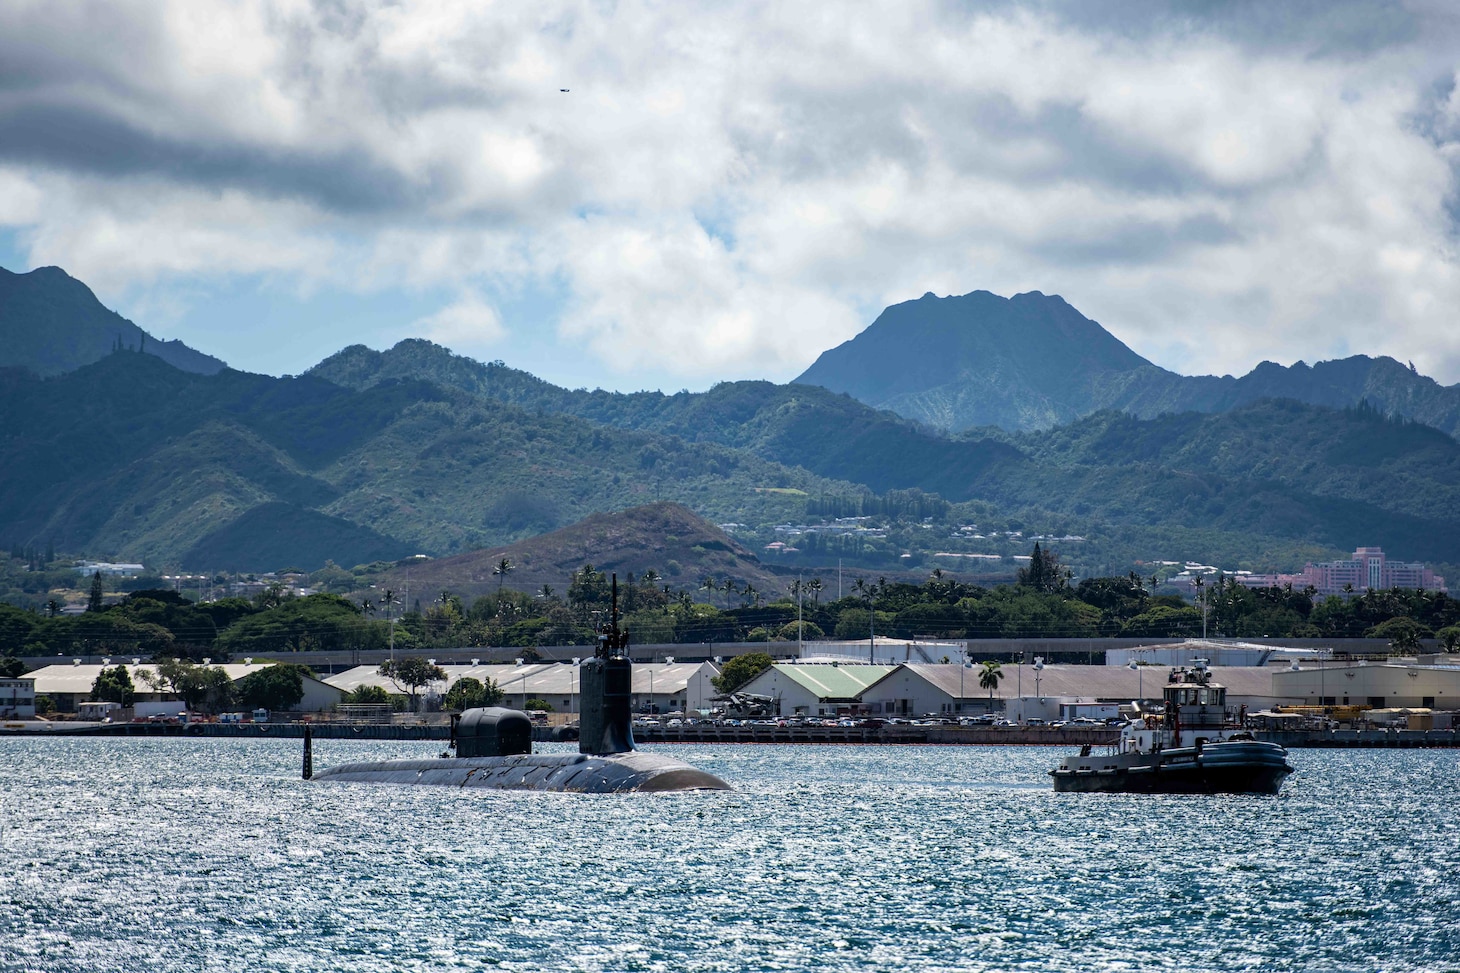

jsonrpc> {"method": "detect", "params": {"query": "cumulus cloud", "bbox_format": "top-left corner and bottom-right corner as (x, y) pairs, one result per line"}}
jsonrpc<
(411, 290), (507, 352)
(0, 0), (1458, 385)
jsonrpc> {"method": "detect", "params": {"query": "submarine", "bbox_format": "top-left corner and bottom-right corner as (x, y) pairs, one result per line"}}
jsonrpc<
(306, 577), (731, 793)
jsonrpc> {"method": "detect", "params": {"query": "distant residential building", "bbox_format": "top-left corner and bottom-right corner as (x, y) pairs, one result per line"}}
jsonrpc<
(1234, 547), (1446, 596)
(72, 561), (146, 576)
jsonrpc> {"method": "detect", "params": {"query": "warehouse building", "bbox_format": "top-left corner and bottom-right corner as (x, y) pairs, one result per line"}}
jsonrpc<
(733, 663), (897, 718)
(324, 660), (721, 715)
(1271, 661), (1460, 709)
(22, 660), (343, 714)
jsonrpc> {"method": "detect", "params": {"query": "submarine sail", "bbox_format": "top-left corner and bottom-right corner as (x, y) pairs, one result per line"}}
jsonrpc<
(310, 575), (730, 793)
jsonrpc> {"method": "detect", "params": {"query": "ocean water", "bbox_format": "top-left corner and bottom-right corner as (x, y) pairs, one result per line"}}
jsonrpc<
(0, 739), (1456, 973)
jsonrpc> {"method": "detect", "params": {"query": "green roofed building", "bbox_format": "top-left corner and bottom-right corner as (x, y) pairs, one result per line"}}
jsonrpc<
(736, 663), (897, 718)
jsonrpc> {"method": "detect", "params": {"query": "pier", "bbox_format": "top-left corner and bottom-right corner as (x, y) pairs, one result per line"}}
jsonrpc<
(5, 721), (1457, 747)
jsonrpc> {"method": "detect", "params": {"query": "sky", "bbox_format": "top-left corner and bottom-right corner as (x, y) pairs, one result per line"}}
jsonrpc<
(2, 0), (1459, 392)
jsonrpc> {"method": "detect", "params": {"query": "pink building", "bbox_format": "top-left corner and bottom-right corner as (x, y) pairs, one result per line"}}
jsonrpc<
(1235, 547), (1446, 596)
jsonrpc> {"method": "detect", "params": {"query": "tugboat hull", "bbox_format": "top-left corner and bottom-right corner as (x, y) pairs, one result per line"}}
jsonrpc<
(1050, 741), (1292, 795)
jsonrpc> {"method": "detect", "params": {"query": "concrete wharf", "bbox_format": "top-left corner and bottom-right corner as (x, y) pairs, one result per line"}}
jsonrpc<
(5, 721), (1457, 747)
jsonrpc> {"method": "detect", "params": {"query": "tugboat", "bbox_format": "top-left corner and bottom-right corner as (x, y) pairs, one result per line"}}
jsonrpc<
(307, 577), (730, 793)
(1050, 661), (1292, 794)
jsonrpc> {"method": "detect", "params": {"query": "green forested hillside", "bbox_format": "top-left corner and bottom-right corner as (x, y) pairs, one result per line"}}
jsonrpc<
(944, 400), (1460, 567)
(306, 338), (1460, 566)
(5, 313), (1460, 579)
(311, 341), (1025, 495)
(0, 352), (864, 569)
(0, 265), (225, 376)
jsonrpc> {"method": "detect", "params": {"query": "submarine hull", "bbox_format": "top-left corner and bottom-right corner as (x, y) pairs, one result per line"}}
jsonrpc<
(311, 750), (730, 793)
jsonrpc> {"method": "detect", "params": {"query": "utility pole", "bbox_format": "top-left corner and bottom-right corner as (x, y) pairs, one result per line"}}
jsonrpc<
(868, 581), (876, 664)
(1194, 575), (1208, 639)
(797, 573), (804, 659)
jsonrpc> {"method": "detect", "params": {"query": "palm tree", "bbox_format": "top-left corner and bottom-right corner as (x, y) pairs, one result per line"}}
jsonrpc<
(979, 661), (1004, 713)
(539, 584), (556, 601)
(492, 557), (513, 597)
(808, 578), (823, 607)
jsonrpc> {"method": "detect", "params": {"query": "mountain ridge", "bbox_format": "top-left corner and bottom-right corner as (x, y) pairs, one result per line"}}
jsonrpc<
(0, 265), (226, 377)
(795, 289), (1460, 436)
(4, 265), (1460, 580)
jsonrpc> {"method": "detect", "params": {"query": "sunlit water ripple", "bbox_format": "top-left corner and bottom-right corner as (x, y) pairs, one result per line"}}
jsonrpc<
(0, 738), (1456, 972)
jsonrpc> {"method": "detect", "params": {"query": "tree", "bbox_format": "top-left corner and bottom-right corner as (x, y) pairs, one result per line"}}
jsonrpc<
(87, 571), (105, 613)
(1437, 625), (1460, 652)
(1123, 605), (1203, 637)
(979, 661), (1004, 712)
(568, 564), (608, 609)
(1017, 542), (1069, 593)
(712, 652), (775, 694)
(1365, 616), (1432, 652)
(523, 698), (553, 712)
(379, 657), (448, 709)
(490, 558), (513, 596)
(342, 685), (392, 704)
(0, 657), (27, 679)
(139, 659), (235, 713)
(255, 581), (288, 610)
(91, 665), (136, 706)
(443, 676), (505, 711)
(235, 664), (308, 712)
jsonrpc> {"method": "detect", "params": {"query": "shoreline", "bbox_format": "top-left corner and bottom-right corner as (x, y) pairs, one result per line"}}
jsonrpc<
(3, 720), (1457, 748)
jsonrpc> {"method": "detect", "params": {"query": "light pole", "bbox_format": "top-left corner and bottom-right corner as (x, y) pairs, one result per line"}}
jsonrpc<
(959, 657), (974, 717)
(1033, 656), (1045, 717)
(868, 585), (877, 663)
(380, 588), (400, 663)
(1193, 575), (1207, 639)
(572, 657), (580, 717)
(1129, 658), (1142, 707)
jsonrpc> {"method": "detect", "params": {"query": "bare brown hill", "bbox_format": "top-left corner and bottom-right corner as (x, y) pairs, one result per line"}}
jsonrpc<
(378, 502), (786, 601)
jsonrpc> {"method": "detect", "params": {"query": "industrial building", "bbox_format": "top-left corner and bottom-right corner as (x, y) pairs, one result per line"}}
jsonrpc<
(21, 661), (344, 714)
(728, 661), (1301, 720)
(1, 677), (36, 718)
(733, 664), (898, 717)
(324, 660), (722, 715)
(1271, 661), (1460, 709)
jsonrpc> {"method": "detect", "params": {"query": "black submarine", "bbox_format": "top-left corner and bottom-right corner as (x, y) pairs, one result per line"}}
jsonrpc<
(306, 577), (731, 793)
